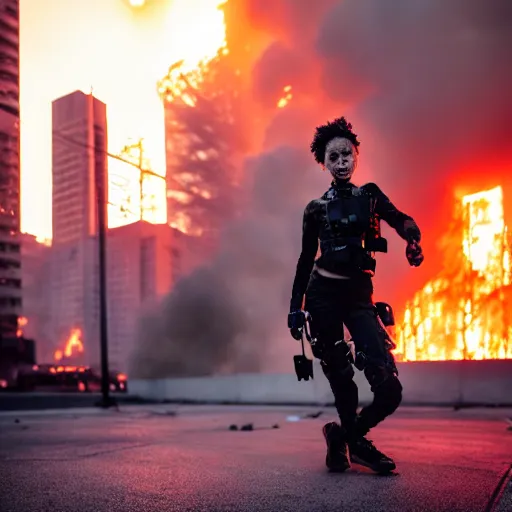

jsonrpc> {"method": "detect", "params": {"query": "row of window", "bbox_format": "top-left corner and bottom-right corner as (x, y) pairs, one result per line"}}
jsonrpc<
(0, 242), (18, 252)
(0, 276), (20, 288)
(0, 130), (17, 144)
(0, 35), (17, 54)
(0, 296), (21, 308)
(2, 2), (18, 18)
(0, 16), (18, 38)
(0, 69), (17, 85)
(0, 257), (19, 269)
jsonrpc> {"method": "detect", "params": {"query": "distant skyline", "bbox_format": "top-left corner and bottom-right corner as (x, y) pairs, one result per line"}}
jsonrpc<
(20, 0), (212, 240)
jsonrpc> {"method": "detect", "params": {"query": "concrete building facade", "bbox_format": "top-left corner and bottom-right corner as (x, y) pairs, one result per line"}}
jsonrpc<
(101, 221), (174, 372)
(50, 90), (108, 364)
(46, 222), (175, 371)
(0, 0), (21, 339)
(19, 233), (52, 359)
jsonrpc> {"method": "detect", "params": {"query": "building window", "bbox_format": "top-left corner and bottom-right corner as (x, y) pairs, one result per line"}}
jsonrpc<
(0, 277), (20, 288)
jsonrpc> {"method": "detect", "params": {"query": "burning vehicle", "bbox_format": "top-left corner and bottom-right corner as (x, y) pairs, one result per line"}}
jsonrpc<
(0, 325), (128, 392)
(14, 364), (128, 393)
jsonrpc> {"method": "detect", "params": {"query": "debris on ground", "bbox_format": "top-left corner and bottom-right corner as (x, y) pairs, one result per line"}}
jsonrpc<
(303, 411), (323, 419)
(228, 423), (280, 431)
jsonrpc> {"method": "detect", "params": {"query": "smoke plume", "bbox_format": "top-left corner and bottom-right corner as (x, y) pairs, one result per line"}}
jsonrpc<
(130, 0), (512, 377)
(131, 148), (324, 378)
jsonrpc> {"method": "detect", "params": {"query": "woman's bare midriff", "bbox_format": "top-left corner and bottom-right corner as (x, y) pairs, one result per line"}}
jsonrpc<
(315, 266), (350, 280)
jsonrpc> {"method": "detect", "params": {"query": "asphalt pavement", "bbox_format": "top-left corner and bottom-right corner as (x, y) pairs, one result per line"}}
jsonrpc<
(0, 404), (511, 512)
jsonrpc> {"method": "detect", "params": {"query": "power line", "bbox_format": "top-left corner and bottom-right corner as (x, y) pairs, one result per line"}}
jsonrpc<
(53, 129), (165, 222)
(52, 130), (165, 180)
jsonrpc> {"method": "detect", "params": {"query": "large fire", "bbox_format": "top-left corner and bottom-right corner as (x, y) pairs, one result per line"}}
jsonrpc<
(396, 186), (512, 361)
(54, 329), (84, 362)
(109, 0), (229, 233)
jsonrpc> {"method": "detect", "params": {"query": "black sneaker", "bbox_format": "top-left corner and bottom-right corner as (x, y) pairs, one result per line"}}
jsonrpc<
(348, 436), (396, 473)
(322, 422), (350, 472)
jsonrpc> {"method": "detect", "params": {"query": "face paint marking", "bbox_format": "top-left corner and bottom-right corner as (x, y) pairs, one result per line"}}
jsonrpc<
(324, 137), (358, 181)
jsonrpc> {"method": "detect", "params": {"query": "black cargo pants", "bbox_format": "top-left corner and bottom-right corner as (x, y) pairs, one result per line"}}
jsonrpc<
(304, 270), (402, 438)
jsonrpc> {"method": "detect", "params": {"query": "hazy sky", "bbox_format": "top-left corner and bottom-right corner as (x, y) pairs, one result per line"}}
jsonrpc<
(20, 0), (224, 239)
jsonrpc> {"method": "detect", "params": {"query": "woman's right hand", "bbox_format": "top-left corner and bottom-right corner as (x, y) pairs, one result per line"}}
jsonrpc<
(288, 310), (306, 340)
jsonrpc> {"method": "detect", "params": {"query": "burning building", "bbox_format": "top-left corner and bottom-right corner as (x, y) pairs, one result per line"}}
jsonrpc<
(396, 186), (512, 362)
(158, 55), (245, 242)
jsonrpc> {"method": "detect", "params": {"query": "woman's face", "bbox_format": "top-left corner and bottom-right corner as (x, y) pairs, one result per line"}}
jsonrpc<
(324, 137), (358, 182)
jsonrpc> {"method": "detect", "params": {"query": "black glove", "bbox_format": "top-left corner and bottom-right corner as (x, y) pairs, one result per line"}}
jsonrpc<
(406, 240), (424, 267)
(288, 310), (306, 340)
(404, 219), (421, 243)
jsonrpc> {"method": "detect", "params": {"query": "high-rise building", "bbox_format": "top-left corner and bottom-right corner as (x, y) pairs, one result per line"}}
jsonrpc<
(0, 0), (21, 340)
(50, 90), (108, 364)
(52, 90), (108, 245)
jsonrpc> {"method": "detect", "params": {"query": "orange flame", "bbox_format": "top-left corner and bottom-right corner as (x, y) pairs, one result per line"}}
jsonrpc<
(16, 316), (28, 338)
(53, 328), (84, 362)
(277, 85), (293, 109)
(156, 1), (228, 235)
(396, 185), (512, 361)
(111, 1), (229, 235)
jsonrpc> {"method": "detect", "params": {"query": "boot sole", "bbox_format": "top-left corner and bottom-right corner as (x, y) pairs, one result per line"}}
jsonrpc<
(326, 460), (351, 472)
(350, 455), (396, 473)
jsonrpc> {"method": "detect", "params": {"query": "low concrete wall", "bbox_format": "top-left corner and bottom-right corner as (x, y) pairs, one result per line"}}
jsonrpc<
(129, 360), (512, 407)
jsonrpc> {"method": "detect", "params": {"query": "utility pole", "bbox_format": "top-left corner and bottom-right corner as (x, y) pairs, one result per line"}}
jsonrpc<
(138, 138), (144, 221)
(95, 147), (114, 408)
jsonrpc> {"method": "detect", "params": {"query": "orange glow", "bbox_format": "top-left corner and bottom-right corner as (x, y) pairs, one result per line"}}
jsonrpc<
(109, 0), (229, 233)
(396, 186), (512, 361)
(277, 85), (293, 108)
(16, 316), (28, 338)
(117, 373), (128, 382)
(53, 328), (84, 362)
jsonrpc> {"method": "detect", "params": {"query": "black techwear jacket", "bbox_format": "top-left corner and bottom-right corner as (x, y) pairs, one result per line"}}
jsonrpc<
(289, 181), (420, 311)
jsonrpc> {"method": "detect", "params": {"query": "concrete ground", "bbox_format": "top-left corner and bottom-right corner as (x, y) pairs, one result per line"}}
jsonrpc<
(0, 405), (511, 512)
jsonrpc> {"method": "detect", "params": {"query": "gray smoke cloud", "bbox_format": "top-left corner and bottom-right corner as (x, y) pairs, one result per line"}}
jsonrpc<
(130, 147), (325, 378)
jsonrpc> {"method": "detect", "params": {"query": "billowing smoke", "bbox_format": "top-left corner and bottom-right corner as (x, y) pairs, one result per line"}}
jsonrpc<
(130, 0), (512, 377)
(131, 148), (324, 378)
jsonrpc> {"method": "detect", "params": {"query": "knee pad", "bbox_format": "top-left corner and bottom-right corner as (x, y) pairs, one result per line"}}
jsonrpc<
(368, 369), (403, 413)
(364, 364), (401, 393)
(321, 341), (355, 381)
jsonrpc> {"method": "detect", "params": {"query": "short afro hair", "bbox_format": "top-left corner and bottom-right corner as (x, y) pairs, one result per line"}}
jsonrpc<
(310, 117), (360, 164)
